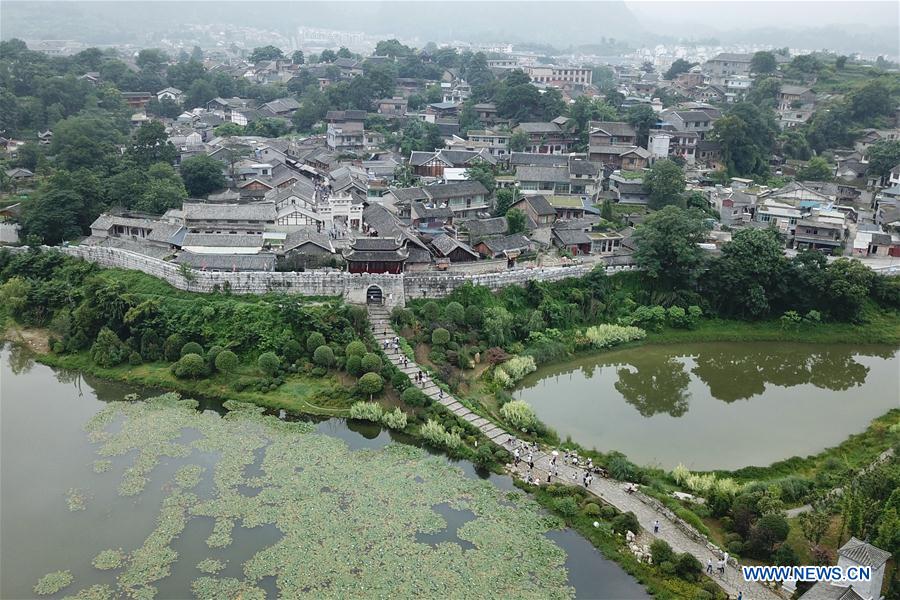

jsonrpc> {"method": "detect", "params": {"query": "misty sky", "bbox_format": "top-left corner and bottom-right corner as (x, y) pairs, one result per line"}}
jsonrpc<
(628, 0), (899, 31)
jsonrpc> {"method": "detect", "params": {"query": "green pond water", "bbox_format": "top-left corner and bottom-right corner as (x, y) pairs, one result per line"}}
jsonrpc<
(515, 342), (900, 471)
(0, 346), (648, 600)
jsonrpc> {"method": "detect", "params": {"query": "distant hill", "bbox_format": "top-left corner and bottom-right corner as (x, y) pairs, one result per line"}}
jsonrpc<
(0, 0), (644, 47)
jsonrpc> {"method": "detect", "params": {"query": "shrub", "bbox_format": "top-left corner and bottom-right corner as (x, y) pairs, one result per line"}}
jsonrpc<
(497, 355), (536, 386)
(674, 552), (703, 581)
(313, 345), (335, 367)
(140, 330), (162, 361)
(360, 352), (383, 374)
(622, 305), (667, 331)
(52, 341), (65, 354)
(215, 350), (238, 373)
(401, 386), (429, 407)
(163, 334), (184, 362)
(747, 513), (790, 557)
(421, 301), (441, 323)
(659, 561), (675, 576)
(445, 301), (465, 326)
(391, 307), (415, 329)
(431, 327), (451, 346)
(552, 496), (579, 517)
(420, 419), (461, 449)
(349, 401), (383, 422)
(612, 511), (640, 535)
(128, 351), (142, 365)
(600, 505), (619, 519)
(306, 332), (325, 353)
(173, 353), (205, 378)
(464, 305), (483, 327)
(381, 407), (408, 430)
(583, 502), (601, 517)
(671, 463), (690, 485)
(650, 539), (674, 565)
(345, 354), (363, 376)
(181, 341), (203, 358)
(584, 324), (646, 349)
(499, 400), (538, 431)
(358, 372), (384, 399)
(727, 541), (744, 555)
(346, 340), (366, 357)
(206, 345), (223, 367)
(283, 339), (302, 363)
(493, 367), (512, 388)
(606, 452), (641, 482)
(257, 352), (281, 376)
(90, 327), (129, 367)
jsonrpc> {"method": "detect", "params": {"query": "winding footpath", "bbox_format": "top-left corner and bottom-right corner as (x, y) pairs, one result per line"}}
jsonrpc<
(369, 305), (783, 600)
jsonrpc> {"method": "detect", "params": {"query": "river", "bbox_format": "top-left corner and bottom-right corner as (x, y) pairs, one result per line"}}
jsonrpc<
(515, 342), (900, 471)
(0, 345), (647, 600)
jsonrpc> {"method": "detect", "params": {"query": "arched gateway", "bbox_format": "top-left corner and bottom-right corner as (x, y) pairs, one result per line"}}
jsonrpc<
(365, 285), (384, 305)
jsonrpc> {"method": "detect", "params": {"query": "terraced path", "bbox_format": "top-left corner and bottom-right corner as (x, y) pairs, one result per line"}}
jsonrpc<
(368, 304), (783, 600)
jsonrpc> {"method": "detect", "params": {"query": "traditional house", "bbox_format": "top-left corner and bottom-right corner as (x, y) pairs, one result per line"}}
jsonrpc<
(409, 148), (496, 178)
(609, 173), (650, 205)
(342, 237), (409, 274)
(790, 538), (889, 600)
(588, 121), (637, 147)
(513, 122), (574, 154)
(277, 230), (336, 269)
(183, 202), (276, 234)
(259, 97), (300, 118)
(157, 87), (184, 103)
(473, 234), (532, 262)
(375, 97), (408, 117)
(509, 194), (557, 228)
(589, 145), (650, 170)
(551, 227), (592, 255)
(121, 92), (153, 110)
(175, 252), (275, 272)
(430, 233), (479, 262)
(703, 53), (752, 85)
(777, 85), (815, 111)
(461, 216), (508, 245)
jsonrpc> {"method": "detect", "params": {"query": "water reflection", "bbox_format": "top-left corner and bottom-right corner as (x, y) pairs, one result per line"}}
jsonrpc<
(515, 342), (900, 469)
(615, 357), (691, 417)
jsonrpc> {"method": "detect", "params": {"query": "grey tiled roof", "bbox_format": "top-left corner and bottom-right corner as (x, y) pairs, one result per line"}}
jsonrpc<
(423, 180), (488, 200)
(516, 122), (560, 134)
(181, 233), (264, 248)
(523, 195), (557, 216)
(837, 537), (891, 568)
(176, 252), (276, 271)
(350, 237), (404, 251)
(282, 230), (334, 253)
(463, 216), (508, 237)
(509, 152), (569, 167)
(430, 233), (478, 258)
(480, 234), (531, 254)
(516, 165), (570, 184)
(589, 121), (636, 137)
(183, 202), (276, 222)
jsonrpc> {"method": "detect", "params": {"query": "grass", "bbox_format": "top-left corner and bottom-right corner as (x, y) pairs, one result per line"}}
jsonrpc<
(37, 351), (354, 417)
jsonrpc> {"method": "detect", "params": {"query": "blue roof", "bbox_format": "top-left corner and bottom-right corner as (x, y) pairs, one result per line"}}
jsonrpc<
(799, 200), (821, 208)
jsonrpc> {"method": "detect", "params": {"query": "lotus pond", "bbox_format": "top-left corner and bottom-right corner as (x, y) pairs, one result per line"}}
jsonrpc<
(514, 342), (900, 471)
(0, 346), (648, 599)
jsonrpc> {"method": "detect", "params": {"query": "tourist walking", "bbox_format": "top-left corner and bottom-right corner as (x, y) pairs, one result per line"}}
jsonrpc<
(706, 559), (713, 574)
(717, 559), (725, 575)
(653, 519), (660, 534)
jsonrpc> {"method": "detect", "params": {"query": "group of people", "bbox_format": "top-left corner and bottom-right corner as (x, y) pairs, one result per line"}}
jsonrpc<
(705, 551), (731, 577)
(381, 336), (400, 352)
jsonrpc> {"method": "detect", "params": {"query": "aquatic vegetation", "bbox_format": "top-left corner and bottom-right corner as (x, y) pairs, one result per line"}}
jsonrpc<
(380, 407), (408, 431)
(91, 549), (126, 570)
(196, 558), (226, 574)
(349, 401), (383, 422)
(419, 418), (462, 450)
(92, 460), (112, 473)
(497, 355), (537, 387)
(59, 393), (574, 598)
(34, 570), (73, 595)
(66, 488), (87, 511)
(583, 324), (646, 349)
(500, 400), (539, 432)
(62, 584), (114, 600)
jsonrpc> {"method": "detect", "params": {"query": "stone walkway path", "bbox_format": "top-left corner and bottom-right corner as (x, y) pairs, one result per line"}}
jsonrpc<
(368, 305), (783, 600)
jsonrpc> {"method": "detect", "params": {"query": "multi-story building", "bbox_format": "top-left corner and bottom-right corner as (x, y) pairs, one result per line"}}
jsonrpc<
(525, 65), (592, 86)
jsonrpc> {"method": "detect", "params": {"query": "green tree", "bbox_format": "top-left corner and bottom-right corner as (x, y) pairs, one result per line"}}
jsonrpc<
(633, 207), (709, 293)
(508, 129), (529, 152)
(345, 340), (366, 357)
(797, 156), (833, 181)
(849, 80), (895, 122)
(90, 327), (129, 367)
(136, 49), (169, 74)
(185, 79), (216, 109)
(465, 162), (496, 195)
(750, 51), (778, 75)
(306, 332), (326, 353)
(291, 50), (305, 65)
(747, 77), (781, 108)
(664, 59), (696, 80)
(493, 188), (517, 217)
(703, 228), (788, 319)
(835, 55), (848, 70)
(713, 103), (778, 177)
(431, 328), (450, 346)
(444, 302), (466, 326)
(626, 104), (656, 147)
(506, 208), (527, 234)
(644, 159), (685, 210)
(358, 372), (384, 399)
(249, 46), (284, 62)
(181, 341), (203, 357)
(360, 352), (383, 374)
(313, 345), (335, 367)
(319, 49), (337, 63)
(257, 352), (281, 376)
(21, 186), (84, 244)
(214, 122), (245, 137)
(866, 140), (900, 185)
(173, 353), (206, 378)
(50, 115), (123, 171)
(128, 121), (177, 166)
(179, 154), (225, 197)
(214, 350), (238, 373)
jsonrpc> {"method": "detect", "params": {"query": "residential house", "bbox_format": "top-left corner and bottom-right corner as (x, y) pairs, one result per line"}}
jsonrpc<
(472, 102), (499, 123)
(121, 92), (153, 110)
(277, 230), (336, 270)
(426, 101), (460, 118)
(175, 252), (276, 272)
(327, 121), (365, 152)
(791, 538), (889, 600)
(421, 181), (490, 218)
(588, 121), (637, 147)
(37, 130), (53, 145)
(513, 122), (574, 154)
(589, 145), (650, 170)
(461, 130), (510, 157)
(375, 97), (408, 117)
(461, 216), (508, 245)
(659, 109), (716, 139)
(792, 208), (846, 252)
(778, 85), (816, 111)
(524, 65), (592, 86)
(409, 148), (496, 178)
(609, 172), (650, 205)
(157, 87), (184, 103)
(4, 167), (34, 184)
(551, 226), (592, 255)
(410, 201), (453, 235)
(430, 233), (479, 262)
(333, 57), (364, 78)
(509, 194), (557, 228)
(703, 53), (752, 85)
(259, 97), (300, 118)
(473, 234), (532, 262)
(546, 195), (587, 220)
(183, 202), (276, 235)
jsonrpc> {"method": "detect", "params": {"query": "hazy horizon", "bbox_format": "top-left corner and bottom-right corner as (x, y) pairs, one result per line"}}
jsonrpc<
(1, 0), (898, 56)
